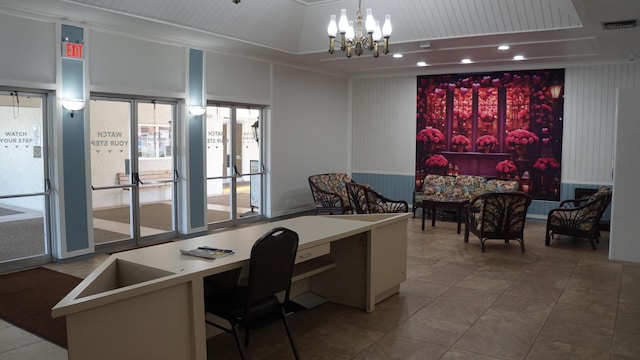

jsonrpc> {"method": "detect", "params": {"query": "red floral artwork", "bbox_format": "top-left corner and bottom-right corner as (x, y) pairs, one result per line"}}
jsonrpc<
(496, 160), (517, 175)
(451, 135), (471, 147)
(506, 129), (539, 148)
(424, 154), (449, 169)
(476, 135), (498, 149)
(533, 157), (561, 173)
(416, 127), (445, 144)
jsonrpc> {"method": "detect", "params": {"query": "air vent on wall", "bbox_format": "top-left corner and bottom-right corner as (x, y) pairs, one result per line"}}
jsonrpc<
(602, 19), (637, 30)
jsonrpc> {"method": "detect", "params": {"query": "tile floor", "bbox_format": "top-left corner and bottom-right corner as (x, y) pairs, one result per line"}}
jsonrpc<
(1, 216), (639, 359)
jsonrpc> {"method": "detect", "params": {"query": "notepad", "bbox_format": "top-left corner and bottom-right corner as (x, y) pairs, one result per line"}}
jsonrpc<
(180, 247), (235, 259)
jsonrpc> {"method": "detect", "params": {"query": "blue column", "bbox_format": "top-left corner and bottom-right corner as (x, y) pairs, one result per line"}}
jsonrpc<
(61, 24), (89, 253)
(188, 49), (206, 230)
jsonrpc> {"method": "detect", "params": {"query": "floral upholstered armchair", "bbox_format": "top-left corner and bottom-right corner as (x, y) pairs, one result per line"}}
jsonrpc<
(545, 187), (612, 250)
(345, 182), (408, 214)
(308, 173), (354, 214)
(464, 192), (532, 252)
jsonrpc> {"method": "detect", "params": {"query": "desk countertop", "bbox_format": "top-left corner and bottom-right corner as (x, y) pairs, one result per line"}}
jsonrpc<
(52, 213), (410, 317)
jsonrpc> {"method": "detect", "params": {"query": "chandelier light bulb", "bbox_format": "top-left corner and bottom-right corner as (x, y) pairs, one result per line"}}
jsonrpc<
(346, 20), (355, 40)
(338, 9), (348, 33)
(373, 20), (381, 41)
(327, 15), (337, 36)
(382, 14), (392, 37)
(365, 8), (375, 33)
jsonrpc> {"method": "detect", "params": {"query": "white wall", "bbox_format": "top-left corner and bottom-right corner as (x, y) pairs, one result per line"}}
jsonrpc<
(352, 76), (416, 175)
(0, 13), (55, 88)
(563, 64), (640, 184)
(206, 53), (271, 105)
(269, 65), (349, 217)
(610, 87), (640, 263)
(89, 30), (186, 97)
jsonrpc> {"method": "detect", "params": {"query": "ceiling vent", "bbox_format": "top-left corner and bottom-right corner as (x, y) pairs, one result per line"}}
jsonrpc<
(602, 19), (637, 30)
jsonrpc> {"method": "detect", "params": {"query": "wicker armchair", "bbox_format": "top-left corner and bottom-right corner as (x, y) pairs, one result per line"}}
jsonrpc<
(308, 173), (354, 214)
(545, 188), (612, 250)
(345, 182), (408, 214)
(464, 192), (532, 252)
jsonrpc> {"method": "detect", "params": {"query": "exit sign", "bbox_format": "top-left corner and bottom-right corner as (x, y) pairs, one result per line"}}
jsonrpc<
(62, 41), (84, 59)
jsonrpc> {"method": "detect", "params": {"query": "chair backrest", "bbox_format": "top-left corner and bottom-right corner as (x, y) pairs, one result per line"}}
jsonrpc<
(453, 175), (488, 200)
(421, 174), (456, 195)
(308, 173), (352, 209)
(585, 189), (613, 224)
(345, 182), (371, 214)
(247, 227), (299, 306)
(485, 179), (520, 192)
(478, 192), (532, 234)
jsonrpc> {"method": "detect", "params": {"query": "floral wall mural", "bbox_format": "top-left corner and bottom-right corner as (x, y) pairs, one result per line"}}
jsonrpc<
(416, 69), (565, 200)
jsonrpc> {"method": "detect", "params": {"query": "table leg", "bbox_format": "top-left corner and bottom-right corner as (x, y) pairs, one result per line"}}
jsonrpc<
(431, 205), (436, 227)
(456, 206), (462, 234)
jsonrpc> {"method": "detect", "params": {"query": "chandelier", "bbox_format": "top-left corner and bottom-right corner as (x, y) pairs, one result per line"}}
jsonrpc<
(327, 0), (392, 58)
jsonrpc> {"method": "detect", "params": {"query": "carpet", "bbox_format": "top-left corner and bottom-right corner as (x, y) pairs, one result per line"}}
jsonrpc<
(0, 267), (81, 348)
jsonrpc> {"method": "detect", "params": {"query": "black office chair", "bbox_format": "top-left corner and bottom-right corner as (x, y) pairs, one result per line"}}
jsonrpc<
(204, 227), (301, 359)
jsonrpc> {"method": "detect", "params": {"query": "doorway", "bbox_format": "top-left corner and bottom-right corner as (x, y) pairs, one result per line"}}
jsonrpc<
(206, 104), (263, 229)
(89, 97), (178, 251)
(0, 90), (51, 272)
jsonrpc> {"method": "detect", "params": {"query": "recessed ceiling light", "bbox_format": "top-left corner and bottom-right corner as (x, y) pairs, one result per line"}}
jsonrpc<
(416, 61), (428, 67)
(461, 58), (472, 64)
(393, 53), (403, 58)
(498, 45), (510, 50)
(513, 55), (525, 61)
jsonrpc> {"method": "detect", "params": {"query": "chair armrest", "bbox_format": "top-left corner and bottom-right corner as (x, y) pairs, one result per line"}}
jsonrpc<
(309, 183), (349, 213)
(374, 192), (409, 213)
(559, 197), (590, 208)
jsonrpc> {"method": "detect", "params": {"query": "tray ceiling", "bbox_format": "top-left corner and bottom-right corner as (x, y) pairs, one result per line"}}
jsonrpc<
(1, 0), (638, 76)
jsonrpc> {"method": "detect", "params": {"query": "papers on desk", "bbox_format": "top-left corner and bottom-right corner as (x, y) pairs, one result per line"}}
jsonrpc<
(180, 246), (235, 259)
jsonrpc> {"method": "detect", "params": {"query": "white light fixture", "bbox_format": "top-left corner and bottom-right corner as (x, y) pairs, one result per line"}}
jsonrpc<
(393, 53), (403, 58)
(61, 99), (85, 111)
(498, 45), (510, 50)
(416, 61), (428, 67)
(188, 106), (206, 116)
(513, 55), (525, 61)
(461, 58), (472, 64)
(327, 0), (392, 58)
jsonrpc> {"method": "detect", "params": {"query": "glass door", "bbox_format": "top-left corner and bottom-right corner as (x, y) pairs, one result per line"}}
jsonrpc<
(206, 104), (263, 229)
(90, 97), (177, 250)
(0, 91), (51, 272)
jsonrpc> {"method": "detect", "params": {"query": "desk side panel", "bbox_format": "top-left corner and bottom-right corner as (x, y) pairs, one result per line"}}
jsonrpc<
(309, 233), (367, 309)
(370, 220), (407, 300)
(66, 282), (199, 360)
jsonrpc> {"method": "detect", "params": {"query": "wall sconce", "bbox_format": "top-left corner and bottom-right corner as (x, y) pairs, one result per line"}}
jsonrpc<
(188, 106), (206, 116)
(62, 99), (85, 111)
(251, 120), (259, 143)
(550, 83), (563, 99)
(61, 99), (85, 117)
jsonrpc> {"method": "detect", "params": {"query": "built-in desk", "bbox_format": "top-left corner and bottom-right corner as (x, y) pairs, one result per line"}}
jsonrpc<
(52, 213), (410, 360)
